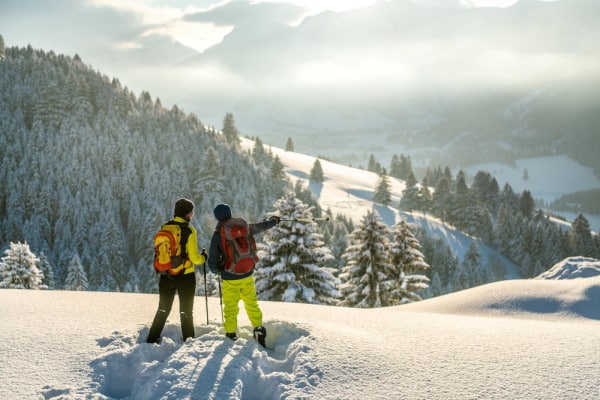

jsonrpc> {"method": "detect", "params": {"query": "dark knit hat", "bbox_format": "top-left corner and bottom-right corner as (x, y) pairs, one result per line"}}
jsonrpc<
(174, 198), (194, 218)
(213, 204), (232, 221)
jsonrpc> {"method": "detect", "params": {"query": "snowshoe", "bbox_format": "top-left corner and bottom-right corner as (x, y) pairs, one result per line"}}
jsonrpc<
(225, 332), (238, 341)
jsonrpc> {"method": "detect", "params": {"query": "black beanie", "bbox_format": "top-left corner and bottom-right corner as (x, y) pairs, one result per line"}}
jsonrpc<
(174, 198), (194, 218)
(213, 204), (232, 221)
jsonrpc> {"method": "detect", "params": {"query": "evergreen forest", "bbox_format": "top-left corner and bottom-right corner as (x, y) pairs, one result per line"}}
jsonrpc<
(1, 44), (598, 306)
(0, 46), (288, 292)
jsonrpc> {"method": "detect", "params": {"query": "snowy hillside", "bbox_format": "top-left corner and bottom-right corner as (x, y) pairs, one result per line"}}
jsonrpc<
(243, 138), (520, 277)
(2, 259), (599, 399)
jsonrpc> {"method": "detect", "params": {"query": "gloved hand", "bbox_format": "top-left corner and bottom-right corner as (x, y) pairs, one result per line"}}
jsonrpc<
(269, 215), (281, 225)
(201, 248), (208, 259)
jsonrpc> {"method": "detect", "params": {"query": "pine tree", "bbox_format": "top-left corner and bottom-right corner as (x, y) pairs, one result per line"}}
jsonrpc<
(270, 155), (286, 181)
(309, 159), (324, 182)
(432, 178), (452, 221)
(399, 172), (419, 211)
(455, 241), (488, 289)
(195, 147), (227, 202)
(416, 230), (459, 296)
(367, 154), (382, 174)
(285, 137), (294, 151)
(519, 190), (535, 218)
(255, 193), (338, 304)
(0, 242), (45, 289)
(339, 209), (395, 308)
(389, 154), (401, 178)
(373, 173), (391, 206)
(388, 220), (429, 303)
(222, 112), (240, 145)
(37, 252), (55, 289)
(570, 214), (596, 257)
(64, 253), (89, 291)
(252, 137), (270, 166)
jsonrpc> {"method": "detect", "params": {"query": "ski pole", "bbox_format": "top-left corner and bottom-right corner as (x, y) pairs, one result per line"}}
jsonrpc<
(278, 217), (330, 223)
(203, 262), (209, 325)
(217, 274), (224, 325)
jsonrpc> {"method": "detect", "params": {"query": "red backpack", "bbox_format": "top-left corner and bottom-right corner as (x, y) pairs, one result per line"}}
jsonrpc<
(219, 218), (258, 274)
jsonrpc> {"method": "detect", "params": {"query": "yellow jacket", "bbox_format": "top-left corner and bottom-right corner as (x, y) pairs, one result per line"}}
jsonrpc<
(173, 216), (206, 274)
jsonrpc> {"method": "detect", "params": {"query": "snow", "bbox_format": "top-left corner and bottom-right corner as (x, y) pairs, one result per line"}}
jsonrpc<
(2, 262), (600, 399)
(536, 256), (600, 280)
(3, 142), (599, 399)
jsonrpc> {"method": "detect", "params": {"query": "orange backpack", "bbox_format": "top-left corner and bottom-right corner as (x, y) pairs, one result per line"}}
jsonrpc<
(153, 221), (191, 275)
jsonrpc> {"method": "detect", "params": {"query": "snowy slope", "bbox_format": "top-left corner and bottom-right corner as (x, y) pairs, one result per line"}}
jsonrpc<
(2, 259), (599, 399)
(245, 138), (520, 277)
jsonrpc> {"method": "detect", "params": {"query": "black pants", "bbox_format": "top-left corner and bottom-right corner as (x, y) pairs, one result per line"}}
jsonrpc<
(147, 272), (196, 343)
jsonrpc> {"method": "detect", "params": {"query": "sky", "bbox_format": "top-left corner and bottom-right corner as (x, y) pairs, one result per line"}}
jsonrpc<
(0, 0), (527, 54)
(0, 0), (517, 53)
(0, 0), (588, 128)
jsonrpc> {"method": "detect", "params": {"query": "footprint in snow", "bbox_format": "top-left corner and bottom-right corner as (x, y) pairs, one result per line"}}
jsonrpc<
(43, 321), (320, 400)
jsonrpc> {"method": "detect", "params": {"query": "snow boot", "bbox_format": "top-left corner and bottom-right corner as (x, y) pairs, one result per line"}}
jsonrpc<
(253, 326), (266, 348)
(226, 332), (238, 341)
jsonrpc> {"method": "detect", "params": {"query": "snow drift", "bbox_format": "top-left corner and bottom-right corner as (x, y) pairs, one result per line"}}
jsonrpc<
(2, 258), (599, 400)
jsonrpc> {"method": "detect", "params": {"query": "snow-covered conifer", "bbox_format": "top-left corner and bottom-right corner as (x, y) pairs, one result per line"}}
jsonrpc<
(388, 220), (429, 303)
(255, 192), (338, 304)
(338, 209), (394, 308)
(309, 159), (324, 183)
(64, 253), (88, 291)
(0, 241), (45, 289)
(373, 173), (391, 206)
(37, 252), (55, 289)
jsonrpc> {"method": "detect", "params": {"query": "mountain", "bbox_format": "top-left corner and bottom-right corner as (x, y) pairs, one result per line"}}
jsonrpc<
(2, 259), (599, 399)
(0, 46), (287, 293)
(180, 0), (600, 176)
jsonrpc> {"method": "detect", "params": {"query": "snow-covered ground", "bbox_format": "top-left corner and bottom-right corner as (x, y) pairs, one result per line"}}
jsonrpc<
(1, 258), (599, 399)
(2, 143), (598, 399)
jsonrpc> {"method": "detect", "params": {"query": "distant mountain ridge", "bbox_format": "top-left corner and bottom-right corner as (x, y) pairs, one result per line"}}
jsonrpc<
(180, 0), (600, 176)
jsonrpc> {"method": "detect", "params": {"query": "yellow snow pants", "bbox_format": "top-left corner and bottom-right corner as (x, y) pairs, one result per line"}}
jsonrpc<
(222, 275), (263, 334)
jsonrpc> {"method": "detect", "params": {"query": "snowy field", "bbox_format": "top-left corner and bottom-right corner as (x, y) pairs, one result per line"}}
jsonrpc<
(1, 258), (599, 399)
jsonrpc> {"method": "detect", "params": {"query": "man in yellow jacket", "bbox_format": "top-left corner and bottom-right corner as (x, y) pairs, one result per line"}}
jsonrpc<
(208, 203), (279, 347)
(147, 198), (207, 344)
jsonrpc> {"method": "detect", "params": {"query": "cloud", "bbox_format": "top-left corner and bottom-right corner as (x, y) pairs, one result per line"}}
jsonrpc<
(2, 0), (598, 126)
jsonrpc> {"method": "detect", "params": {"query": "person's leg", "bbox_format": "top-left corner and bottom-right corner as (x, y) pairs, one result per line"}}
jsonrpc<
(222, 279), (241, 335)
(239, 275), (263, 328)
(177, 273), (197, 341)
(147, 276), (176, 343)
(239, 275), (266, 347)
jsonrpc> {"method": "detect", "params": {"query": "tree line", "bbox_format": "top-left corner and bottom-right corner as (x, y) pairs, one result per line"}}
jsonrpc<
(367, 153), (600, 281)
